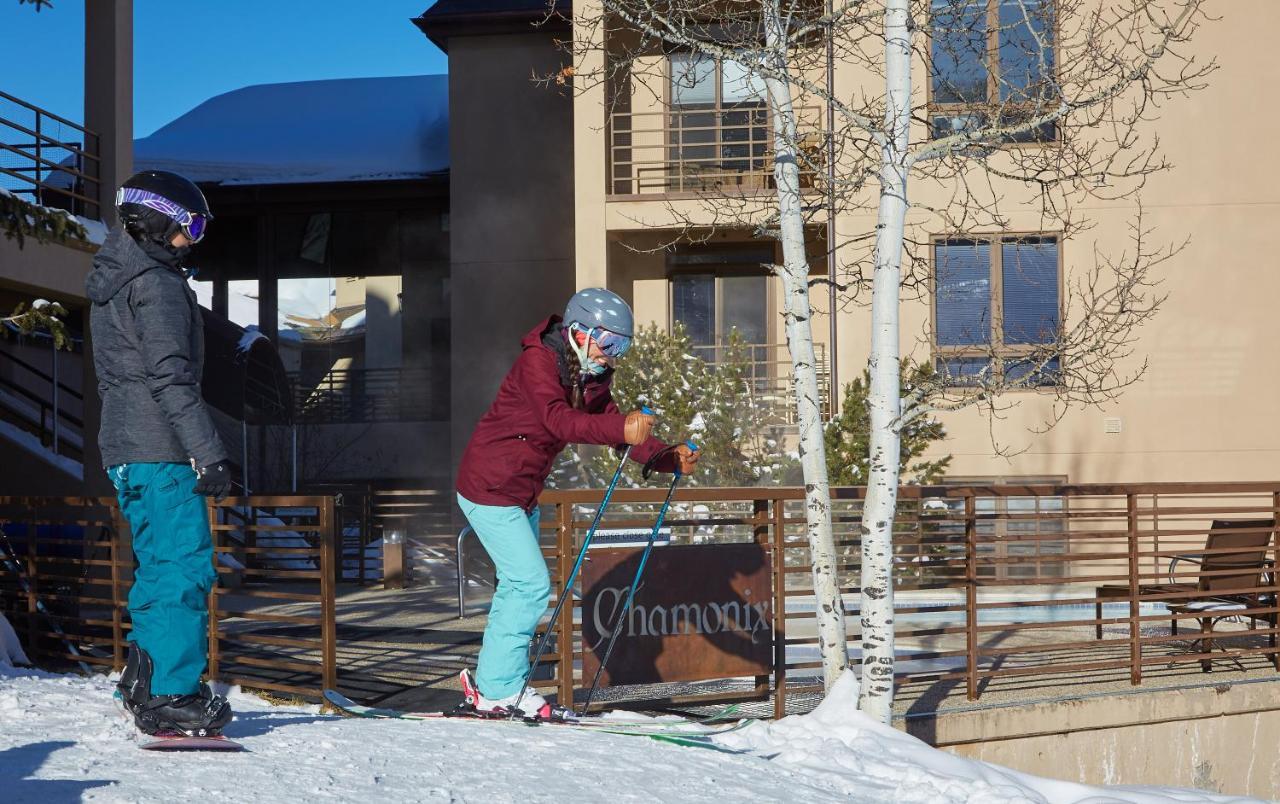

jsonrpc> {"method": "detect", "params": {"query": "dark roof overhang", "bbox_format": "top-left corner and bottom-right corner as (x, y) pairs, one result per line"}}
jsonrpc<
(412, 1), (570, 52)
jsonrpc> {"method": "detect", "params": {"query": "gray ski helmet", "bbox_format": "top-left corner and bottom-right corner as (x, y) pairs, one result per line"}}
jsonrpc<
(563, 288), (634, 337)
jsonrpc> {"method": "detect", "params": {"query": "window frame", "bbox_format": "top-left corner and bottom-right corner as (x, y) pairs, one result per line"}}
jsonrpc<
(667, 267), (776, 352)
(930, 232), (1064, 389)
(664, 52), (773, 192)
(926, 0), (1061, 144)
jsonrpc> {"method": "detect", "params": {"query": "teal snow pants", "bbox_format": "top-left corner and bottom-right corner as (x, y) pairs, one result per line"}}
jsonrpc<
(109, 462), (216, 696)
(457, 493), (550, 699)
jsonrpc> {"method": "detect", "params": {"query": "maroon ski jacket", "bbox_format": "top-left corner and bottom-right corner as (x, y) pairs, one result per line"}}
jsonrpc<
(456, 316), (675, 511)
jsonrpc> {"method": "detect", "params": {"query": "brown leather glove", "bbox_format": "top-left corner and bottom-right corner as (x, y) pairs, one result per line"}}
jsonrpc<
(674, 443), (700, 475)
(623, 410), (655, 446)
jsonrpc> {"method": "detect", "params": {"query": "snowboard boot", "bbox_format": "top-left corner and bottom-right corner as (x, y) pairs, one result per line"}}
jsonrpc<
(117, 644), (233, 737)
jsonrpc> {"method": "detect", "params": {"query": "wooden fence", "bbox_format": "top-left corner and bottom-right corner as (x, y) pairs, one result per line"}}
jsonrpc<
(4, 483), (1278, 714)
(0, 495), (337, 700)
(538, 482), (1280, 716)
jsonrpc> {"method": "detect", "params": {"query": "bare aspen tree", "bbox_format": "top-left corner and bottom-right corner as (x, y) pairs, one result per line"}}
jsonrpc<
(556, 0), (1213, 721)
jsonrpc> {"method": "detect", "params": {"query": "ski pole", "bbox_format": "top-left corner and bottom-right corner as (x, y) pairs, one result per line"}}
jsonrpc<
(578, 439), (696, 717)
(511, 406), (655, 718)
(0, 527), (92, 674)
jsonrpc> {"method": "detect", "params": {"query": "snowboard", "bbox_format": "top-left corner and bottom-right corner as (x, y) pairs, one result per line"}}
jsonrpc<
(139, 734), (244, 752)
(322, 689), (751, 748)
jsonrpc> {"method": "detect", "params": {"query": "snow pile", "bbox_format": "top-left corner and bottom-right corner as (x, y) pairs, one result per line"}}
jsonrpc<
(716, 670), (1255, 803)
(0, 666), (1262, 803)
(0, 613), (28, 667)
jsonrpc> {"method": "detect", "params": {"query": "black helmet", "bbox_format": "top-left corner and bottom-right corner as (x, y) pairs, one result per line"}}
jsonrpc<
(116, 170), (213, 245)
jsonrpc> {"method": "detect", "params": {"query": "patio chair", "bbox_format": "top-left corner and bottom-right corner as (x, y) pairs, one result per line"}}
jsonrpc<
(1094, 519), (1277, 671)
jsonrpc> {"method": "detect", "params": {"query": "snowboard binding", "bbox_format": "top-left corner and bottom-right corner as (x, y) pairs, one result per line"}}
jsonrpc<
(118, 645), (233, 737)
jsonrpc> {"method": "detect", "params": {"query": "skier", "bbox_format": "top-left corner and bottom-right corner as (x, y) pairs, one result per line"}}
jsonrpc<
(86, 170), (233, 738)
(455, 288), (700, 719)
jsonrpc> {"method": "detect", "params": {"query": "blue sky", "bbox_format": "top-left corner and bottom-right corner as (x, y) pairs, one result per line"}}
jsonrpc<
(0, 0), (446, 137)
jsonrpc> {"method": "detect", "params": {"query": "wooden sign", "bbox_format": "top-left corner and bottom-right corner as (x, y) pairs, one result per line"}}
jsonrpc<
(580, 543), (773, 687)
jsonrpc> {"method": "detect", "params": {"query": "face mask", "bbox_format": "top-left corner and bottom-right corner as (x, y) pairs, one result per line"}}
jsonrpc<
(566, 324), (610, 376)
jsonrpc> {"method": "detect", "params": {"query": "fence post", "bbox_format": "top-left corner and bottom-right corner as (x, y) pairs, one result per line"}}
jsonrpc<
(206, 499), (220, 683)
(771, 494), (788, 719)
(556, 500), (574, 708)
(34, 110), (43, 203)
(320, 496), (338, 693)
(964, 493), (978, 701)
(1272, 490), (1279, 672)
(1127, 493), (1141, 686)
(25, 506), (38, 660)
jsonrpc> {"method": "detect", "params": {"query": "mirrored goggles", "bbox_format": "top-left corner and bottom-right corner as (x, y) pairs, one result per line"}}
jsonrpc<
(116, 186), (210, 243)
(587, 326), (632, 358)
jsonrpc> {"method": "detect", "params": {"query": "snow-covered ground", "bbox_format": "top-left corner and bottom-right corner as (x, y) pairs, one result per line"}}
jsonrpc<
(0, 663), (1260, 804)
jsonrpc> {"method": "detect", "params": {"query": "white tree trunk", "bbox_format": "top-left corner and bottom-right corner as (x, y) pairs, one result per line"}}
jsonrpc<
(762, 2), (848, 692)
(857, 0), (913, 723)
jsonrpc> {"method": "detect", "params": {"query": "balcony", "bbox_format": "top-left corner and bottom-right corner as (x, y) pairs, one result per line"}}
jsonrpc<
(0, 90), (101, 220)
(608, 105), (824, 197)
(691, 342), (830, 428)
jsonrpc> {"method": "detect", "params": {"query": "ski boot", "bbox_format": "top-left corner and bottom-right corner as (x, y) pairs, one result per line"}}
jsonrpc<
(117, 645), (233, 737)
(456, 668), (576, 722)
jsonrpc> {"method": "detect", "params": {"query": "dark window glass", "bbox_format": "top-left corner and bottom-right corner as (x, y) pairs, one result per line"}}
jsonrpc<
(931, 0), (989, 104)
(935, 356), (991, 386)
(935, 239), (992, 346)
(672, 274), (715, 347)
(998, 0), (1055, 102)
(1001, 236), (1058, 344)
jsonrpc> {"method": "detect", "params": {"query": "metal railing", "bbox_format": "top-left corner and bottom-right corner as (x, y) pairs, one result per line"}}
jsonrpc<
(608, 105), (823, 196)
(0, 90), (101, 219)
(535, 482), (1280, 715)
(0, 347), (84, 459)
(290, 367), (443, 423)
(690, 342), (831, 425)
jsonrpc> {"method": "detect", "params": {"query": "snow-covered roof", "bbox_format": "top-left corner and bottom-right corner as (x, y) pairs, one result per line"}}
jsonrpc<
(133, 75), (448, 186)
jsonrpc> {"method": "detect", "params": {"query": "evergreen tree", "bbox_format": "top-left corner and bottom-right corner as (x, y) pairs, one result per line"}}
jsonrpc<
(824, 361), (952, 487)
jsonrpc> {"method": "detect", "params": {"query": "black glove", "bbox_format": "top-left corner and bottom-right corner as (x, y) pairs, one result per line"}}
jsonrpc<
(194, 460), (233, 502)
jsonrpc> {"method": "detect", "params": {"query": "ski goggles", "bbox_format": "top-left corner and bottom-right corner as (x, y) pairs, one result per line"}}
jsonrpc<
(592, 327), (632, 358)
(571, 323), (632, 358)
(116, 187), (210, 243)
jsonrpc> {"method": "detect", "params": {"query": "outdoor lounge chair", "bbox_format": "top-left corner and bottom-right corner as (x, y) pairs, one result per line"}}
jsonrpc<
(1094, 518), (1277, 671)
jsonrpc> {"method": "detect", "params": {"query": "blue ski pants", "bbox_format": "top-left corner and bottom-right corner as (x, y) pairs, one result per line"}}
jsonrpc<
(457, 493), (550, 699)
(109, 462), (217, 696)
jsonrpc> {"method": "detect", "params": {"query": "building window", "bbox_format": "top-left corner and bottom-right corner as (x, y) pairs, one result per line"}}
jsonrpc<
(668, 53), (770, 190)
(929, 0), (1057, 142)
(671, 272), (768, 351)
(933, 234), (1060, 386)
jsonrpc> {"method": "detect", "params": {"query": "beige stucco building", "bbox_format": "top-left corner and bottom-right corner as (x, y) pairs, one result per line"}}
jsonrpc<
(421, 0), (1279, 489)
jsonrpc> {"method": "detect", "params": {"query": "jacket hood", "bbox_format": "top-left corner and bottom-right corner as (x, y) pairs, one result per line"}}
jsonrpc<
(522, 315), (562, 351)
(85, 227), (167, 304)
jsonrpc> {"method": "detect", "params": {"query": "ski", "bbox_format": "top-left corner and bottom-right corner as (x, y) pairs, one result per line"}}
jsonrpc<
(322, 689), (750, 743)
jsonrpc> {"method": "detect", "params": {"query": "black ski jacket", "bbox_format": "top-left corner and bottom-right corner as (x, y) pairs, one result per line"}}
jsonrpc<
(85, 227), (227, 469)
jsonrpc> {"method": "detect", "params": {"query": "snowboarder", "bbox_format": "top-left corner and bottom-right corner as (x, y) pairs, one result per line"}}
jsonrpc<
(455, 288), (700, 719)
(86, 170), (233, 738)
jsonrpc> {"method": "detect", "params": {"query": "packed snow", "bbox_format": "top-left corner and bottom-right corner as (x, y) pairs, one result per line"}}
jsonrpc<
(0, 664), (1260, 803)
